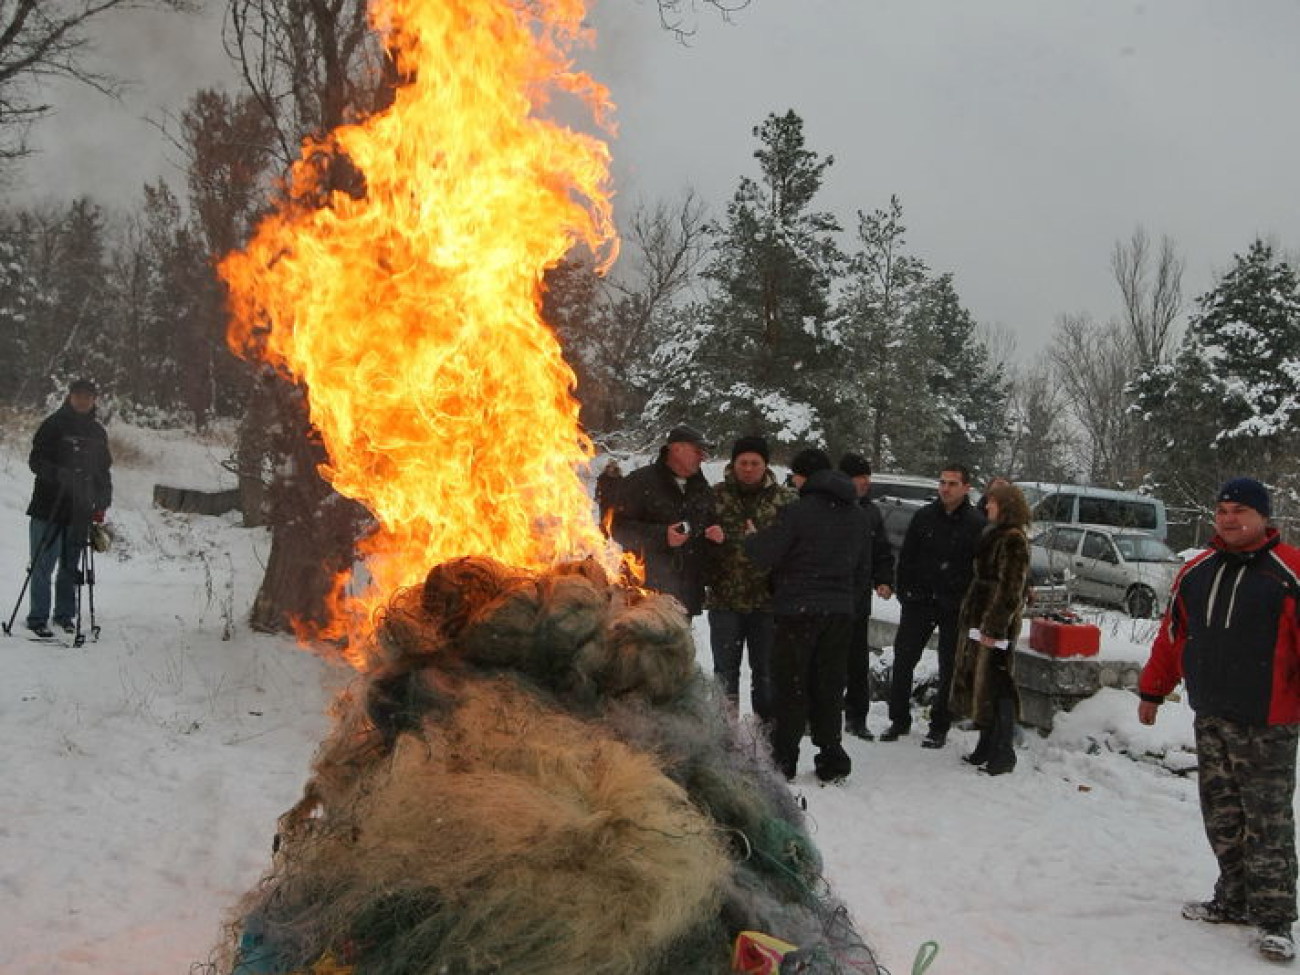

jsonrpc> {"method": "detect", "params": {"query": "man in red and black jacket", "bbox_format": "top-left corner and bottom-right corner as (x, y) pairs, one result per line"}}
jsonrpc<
(1138, 477), (1300, 963)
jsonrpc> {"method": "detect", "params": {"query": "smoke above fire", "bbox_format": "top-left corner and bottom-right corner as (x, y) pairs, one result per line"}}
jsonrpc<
(221, 0), (620, 648)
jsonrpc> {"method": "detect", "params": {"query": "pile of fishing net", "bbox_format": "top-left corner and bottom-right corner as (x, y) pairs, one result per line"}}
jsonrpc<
(221, 556), (879, 975)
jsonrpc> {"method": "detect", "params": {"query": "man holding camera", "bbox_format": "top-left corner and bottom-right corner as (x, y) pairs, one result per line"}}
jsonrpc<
(24, 379), (113, 638)
(611, 424), (722, 617)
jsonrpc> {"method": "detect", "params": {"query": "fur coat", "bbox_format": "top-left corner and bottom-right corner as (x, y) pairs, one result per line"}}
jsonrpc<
(950, 523), (1030, 726)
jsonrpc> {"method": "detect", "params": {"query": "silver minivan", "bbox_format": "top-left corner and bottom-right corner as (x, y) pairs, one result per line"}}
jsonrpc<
(1031, 523), (1182, 618)
(1021, 482), (1168, 540)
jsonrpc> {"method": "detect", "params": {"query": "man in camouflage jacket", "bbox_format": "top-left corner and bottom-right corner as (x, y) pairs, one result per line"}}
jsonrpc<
(705, 436), (795, 720)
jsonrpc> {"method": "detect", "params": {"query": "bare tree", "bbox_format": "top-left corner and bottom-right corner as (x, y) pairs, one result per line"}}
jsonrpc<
(222, 0), (387, 168)
(221, 0), (393, 635)
(1049, 313), (1139, 486)
(650, 0), (752, 39)
(0, 0), (189, 160)
(1000, 356), (1073, 481)
(544, 191), (709, 438)
(1112, 226), (1184, 370)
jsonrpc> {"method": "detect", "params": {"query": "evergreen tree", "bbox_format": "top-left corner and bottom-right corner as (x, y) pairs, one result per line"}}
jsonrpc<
(830, 197), (930, 464)
(6, 199), (114, 403)
(1134, 239), (1300, 512)
(0, 215), (49, 404)
(832, 197), (1004, 472)
(907, 273), (1008, 474)
(645, 110), (841, 450)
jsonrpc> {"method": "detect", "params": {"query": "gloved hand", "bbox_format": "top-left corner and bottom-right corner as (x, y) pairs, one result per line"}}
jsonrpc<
(91, 509), (106, 524)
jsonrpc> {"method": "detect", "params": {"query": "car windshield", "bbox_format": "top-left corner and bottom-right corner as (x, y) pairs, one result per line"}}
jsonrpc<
(1113, 534), (1176, 562)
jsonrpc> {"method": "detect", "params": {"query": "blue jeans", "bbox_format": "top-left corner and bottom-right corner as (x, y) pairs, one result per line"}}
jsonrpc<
(708, 609), (775, 721)
(27, 517), (83, 628)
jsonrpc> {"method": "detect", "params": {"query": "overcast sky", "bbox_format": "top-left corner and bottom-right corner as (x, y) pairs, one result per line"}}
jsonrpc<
(13, 0), (1300, 363)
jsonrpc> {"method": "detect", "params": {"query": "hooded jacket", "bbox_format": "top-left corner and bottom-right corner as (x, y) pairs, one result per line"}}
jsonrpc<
(1140, 529), (1300, 726)
(743, 469), (870, 616)
(26, 401), (113, 525)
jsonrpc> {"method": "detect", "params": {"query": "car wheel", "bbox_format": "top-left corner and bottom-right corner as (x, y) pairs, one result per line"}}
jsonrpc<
(1126, 586), (1156, 619)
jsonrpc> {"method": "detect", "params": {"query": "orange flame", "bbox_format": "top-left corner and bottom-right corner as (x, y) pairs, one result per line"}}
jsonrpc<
(221, 0), (619, 648)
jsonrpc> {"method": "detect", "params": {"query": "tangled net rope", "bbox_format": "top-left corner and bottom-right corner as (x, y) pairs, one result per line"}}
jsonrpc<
(219, 557), (880, 975)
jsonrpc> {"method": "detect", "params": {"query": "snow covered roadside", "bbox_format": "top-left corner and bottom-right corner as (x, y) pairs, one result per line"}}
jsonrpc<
(0, 424), (1292, 974)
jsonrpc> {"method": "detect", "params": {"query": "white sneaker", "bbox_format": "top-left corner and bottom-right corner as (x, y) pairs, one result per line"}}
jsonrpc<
(1259, 923), (1296, 962)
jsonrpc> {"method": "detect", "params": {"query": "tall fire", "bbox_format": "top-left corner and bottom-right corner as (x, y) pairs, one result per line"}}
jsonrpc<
(217, 2), (879, 973)
(221, 0), (618, 648)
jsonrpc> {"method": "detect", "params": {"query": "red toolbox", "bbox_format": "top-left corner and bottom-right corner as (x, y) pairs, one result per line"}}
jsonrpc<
(1029, 618), (1100, 658)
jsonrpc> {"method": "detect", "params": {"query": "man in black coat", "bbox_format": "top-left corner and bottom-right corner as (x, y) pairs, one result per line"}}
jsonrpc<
(744, 448), (870, 783)
(24, 379), (113, 637)
(611, 425), (723, 616)
(838, 453), (896, 739)
(881, 463), (986, 748)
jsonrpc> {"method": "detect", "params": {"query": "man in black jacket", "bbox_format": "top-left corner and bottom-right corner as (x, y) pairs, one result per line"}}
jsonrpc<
(25, 379), (113, 637)
(838, 453), (896, 739)
(880, 463), (986, 748)
(611, 425), (723, 616)
(745, 448), (869, 782)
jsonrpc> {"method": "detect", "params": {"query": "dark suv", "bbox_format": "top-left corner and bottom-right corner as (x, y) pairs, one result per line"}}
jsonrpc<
(867, 474), (940, 553)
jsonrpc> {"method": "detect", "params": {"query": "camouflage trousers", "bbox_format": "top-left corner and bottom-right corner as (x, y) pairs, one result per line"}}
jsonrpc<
(1194, 715), (1300, 924)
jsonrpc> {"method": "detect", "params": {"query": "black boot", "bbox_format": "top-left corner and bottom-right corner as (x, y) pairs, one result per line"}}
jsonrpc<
(844, 711), (874, 740)
(814, 742), (852, 782)
(982, 698), (1017, 776)
(963, 727), (992, 766)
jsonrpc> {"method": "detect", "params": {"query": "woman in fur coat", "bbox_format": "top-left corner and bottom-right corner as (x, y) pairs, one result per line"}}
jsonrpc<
(949, 480), (1032, 775)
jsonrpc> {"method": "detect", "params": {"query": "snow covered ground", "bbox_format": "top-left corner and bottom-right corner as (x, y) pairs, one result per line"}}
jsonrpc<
(0, 420), (1292, 974)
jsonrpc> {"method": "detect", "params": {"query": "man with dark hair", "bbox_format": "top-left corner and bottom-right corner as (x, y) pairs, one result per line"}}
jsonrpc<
(611, 424), (723, 617)
(705, 436), (795, 720)
(838, 453), (895, 739)
(881, 463), (986, 748)
(25, 379), (112, 638)
(1139, 477), (1300, 963)
(745, 448), (869, 782)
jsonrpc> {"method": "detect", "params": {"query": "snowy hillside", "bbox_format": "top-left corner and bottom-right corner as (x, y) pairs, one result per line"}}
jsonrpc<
(0, 420), (1291, 974)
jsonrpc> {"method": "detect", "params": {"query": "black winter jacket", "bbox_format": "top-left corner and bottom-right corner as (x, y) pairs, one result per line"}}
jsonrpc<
(895, 497), (986, 612)
(26, 402), (113, 525)
(611, 450), (719, 615)
(1141, 530), (1300, 726)
(855, 496), (896, 618)
(743, 469), (870, 617)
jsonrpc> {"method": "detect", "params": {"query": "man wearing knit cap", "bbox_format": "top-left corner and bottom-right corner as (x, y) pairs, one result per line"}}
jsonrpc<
(704, 436), (795, 720)
(611, 424), (723, 617)
(744, 447), (869, 782)
(1139, 477), (1300, 963)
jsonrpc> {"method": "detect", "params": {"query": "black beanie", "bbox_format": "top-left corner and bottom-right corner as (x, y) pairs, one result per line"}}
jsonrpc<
(1217, 477), (1271, 518)
(838, 453), (871, 478)
(789, 448), (832, 478)
(731, 435), (770, 463)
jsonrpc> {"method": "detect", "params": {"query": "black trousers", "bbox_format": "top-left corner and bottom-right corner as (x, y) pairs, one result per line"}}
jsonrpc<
(768, 613), (853, 771)
(844, 609), (874, 722)
(887, 600), (961, 735)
